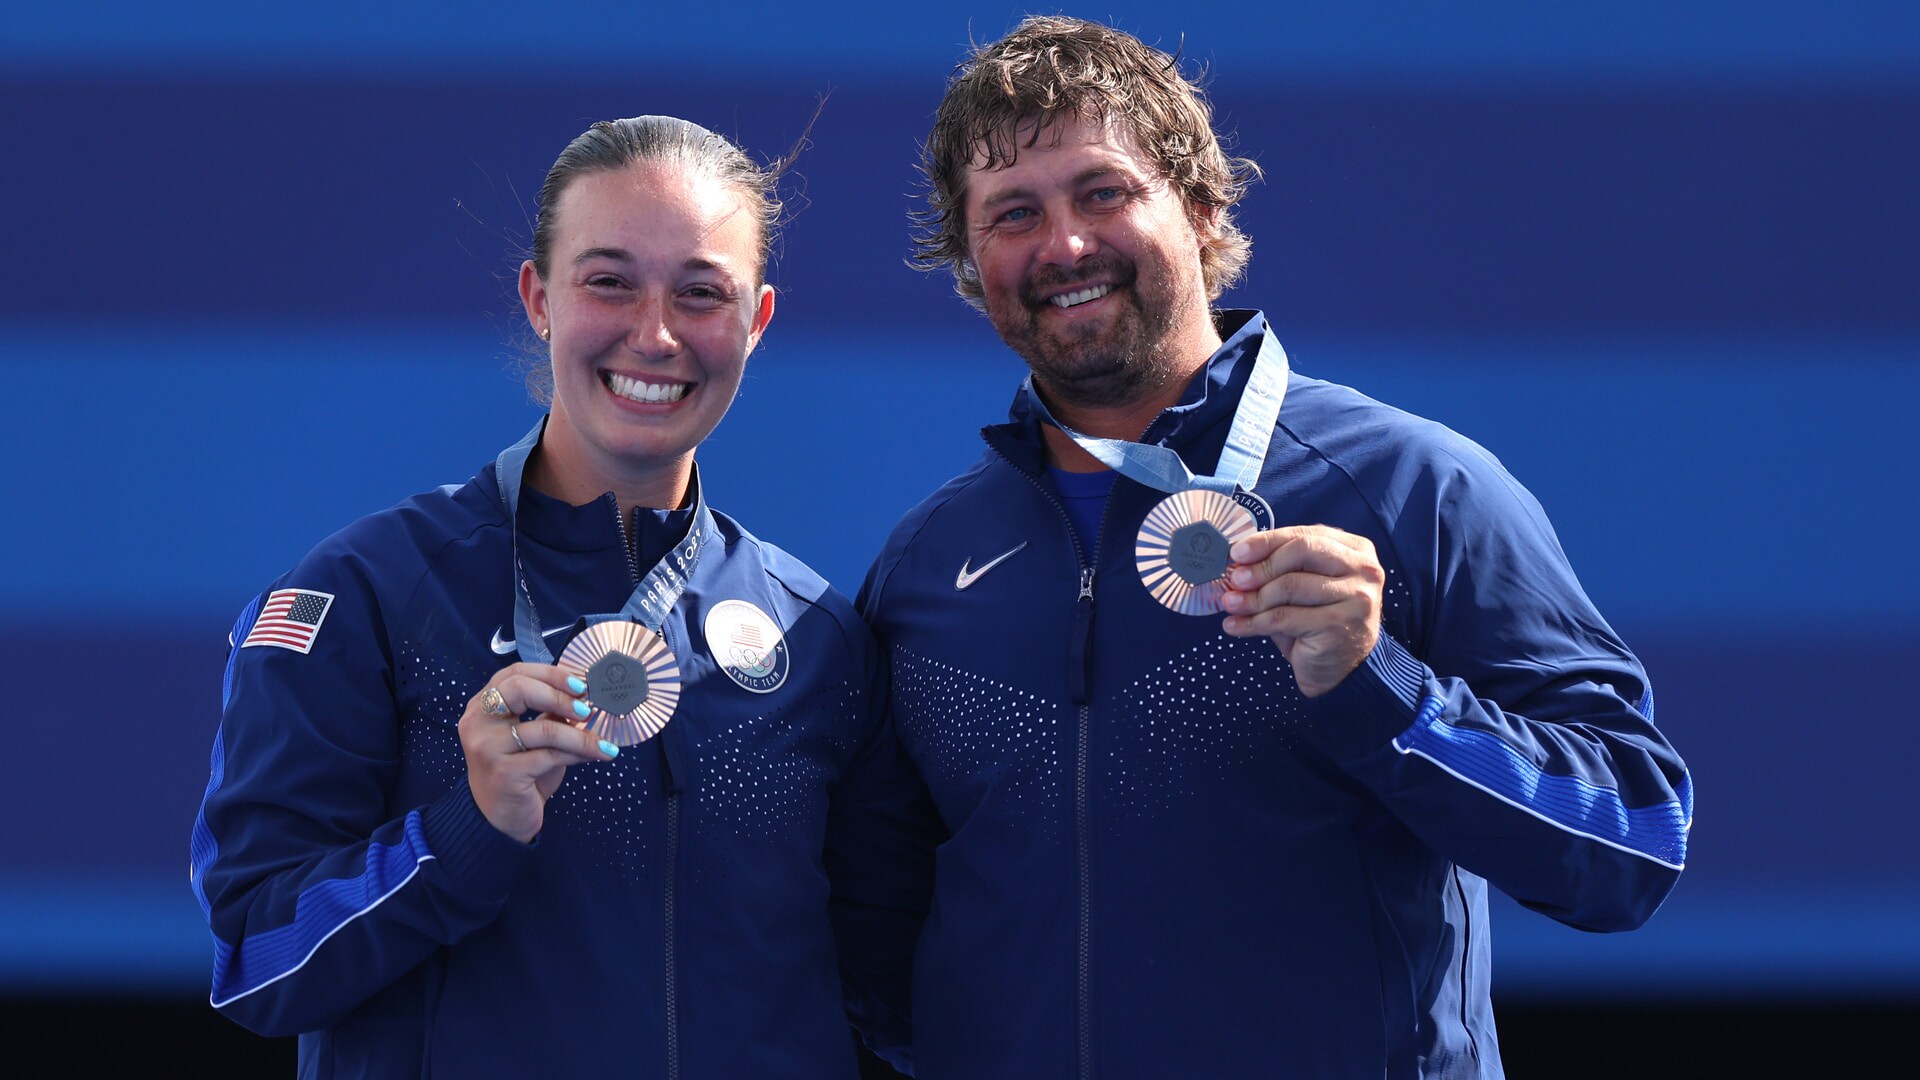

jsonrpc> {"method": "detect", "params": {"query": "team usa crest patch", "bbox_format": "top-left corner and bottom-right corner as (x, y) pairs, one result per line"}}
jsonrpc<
(240, 588), (335, 653)
(703, 599), (790, 694)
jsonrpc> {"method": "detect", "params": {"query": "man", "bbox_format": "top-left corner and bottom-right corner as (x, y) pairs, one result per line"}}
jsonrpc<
(858, 16), (1692, 1079)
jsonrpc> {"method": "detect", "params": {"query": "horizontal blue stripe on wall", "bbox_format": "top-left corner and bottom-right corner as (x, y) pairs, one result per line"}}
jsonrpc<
(1, 327), (1911, 626)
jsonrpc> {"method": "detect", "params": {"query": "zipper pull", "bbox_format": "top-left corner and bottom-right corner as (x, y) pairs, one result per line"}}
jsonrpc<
(1069, 565), (1095, 705)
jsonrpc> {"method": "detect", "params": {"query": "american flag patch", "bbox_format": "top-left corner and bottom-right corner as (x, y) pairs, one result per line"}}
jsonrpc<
(240, 588), (335, 654)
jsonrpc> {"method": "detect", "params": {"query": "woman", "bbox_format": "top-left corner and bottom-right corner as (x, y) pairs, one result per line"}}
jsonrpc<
(190, 116), (931, 1078)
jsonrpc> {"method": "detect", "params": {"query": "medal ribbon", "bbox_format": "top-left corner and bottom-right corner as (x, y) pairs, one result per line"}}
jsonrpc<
(494, 418), (712, 664)
(1024, 329), (1289, 501)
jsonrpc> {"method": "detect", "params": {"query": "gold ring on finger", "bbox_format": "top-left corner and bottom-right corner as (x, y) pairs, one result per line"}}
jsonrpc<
(480, 686), (512, 718)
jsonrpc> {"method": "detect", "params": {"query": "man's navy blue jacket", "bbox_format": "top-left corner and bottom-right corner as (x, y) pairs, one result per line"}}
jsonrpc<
(859, 311), (1692, 1079)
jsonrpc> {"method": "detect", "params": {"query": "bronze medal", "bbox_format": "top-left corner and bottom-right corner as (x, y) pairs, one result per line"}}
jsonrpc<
(1135, 489), (1259, 616)
(555, 620), (681, 745)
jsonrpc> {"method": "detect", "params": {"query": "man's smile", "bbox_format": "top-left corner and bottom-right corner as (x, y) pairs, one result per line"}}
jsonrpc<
(1048, 283), (1113, 309)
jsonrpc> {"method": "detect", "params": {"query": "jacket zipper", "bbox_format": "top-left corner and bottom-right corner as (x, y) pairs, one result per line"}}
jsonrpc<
(612, 499), (681, 1080)
(994, 442), (1108, 1079)
(663, 790), (681, 1080)
(1073, 503), (1112, 1080)
(610, 498), (643, 582)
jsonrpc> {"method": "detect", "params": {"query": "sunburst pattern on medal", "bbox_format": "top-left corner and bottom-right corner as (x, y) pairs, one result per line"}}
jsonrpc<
(1135, 489), (1258, 616)
(556, 621), (681, 745)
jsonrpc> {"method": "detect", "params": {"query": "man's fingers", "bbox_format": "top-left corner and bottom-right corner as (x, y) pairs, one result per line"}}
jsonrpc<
(1229, 526), (1376, 583)
(1223, 569), (1347, 612)
(1228, 524), (1367, 562)
(1222, 603), (1317, 641)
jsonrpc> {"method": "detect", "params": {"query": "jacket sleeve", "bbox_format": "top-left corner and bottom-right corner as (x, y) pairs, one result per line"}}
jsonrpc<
(822, 615), (942, 1075)
(188, 541), (533, 1037)
(1295, 438), (1692, 933)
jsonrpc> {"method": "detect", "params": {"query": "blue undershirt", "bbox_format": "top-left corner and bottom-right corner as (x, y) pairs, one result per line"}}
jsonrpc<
(1047, 466), (1118, 555)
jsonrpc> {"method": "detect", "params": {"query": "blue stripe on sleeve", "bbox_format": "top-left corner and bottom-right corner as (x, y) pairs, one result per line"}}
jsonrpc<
(222, 593), (263, 707)
(1393, 695), (1690, 870)
(187, 726), (226, 920)
(190, 597), (263, 919)
(208, 811), (436, 1008)
(1631, 685), (1693, 828)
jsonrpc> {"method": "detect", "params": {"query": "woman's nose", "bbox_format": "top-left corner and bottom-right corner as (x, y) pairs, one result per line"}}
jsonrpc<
(630, 295), (680, 358)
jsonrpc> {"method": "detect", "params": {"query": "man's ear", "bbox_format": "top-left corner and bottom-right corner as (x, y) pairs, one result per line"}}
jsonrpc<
(1191, 202), (1225, 246)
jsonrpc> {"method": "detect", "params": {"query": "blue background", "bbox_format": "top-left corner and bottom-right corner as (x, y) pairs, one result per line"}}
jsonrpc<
(3, 0), (1917, 1019)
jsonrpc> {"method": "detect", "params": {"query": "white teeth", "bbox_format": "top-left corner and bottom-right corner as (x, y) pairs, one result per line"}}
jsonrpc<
(606, 372), (688, 403)
(1049, 284), (1113, 309)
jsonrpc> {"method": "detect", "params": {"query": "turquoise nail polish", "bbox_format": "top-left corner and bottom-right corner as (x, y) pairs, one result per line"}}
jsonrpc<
(573, 699), (592, 718)
(598, 740), (620, 757)
(566, 675), (587, 694)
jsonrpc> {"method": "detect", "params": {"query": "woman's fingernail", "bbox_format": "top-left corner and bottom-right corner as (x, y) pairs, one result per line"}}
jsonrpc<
(573, 699), (593, 718)
(599, 740), (620, 757)
(567, 675), (587, 694)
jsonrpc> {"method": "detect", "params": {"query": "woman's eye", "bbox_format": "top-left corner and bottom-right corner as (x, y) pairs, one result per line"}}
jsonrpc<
(1089, 187), (1121, 203)
(586, 275), (625, 289)
(1000, 207), (1033, 224)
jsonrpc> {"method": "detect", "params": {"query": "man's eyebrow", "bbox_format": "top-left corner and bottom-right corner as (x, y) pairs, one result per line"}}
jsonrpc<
(1070, 164), (1129, 188)
(976, 185), (1035, 212)
(974, 164), (1132, 210)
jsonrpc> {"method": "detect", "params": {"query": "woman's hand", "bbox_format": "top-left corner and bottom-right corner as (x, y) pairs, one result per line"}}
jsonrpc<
(459, 664), (620, 843)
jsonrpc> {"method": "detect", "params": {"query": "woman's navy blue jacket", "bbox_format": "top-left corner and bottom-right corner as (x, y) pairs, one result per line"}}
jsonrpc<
(193, 449), (935, 1078)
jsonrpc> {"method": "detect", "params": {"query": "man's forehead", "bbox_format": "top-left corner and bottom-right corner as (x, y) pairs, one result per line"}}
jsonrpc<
(962, 110), (1148, 179)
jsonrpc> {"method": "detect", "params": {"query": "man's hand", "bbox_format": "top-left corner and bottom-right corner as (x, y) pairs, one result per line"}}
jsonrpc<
(1219, 525), (1384, 698)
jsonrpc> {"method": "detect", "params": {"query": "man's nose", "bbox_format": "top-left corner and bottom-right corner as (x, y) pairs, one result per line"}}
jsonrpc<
(1036, 210), (1098, 267)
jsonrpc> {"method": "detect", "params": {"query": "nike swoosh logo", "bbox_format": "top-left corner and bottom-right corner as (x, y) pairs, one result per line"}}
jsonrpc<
(955, 541), (1029, 591)
(490, 624), (572, 655)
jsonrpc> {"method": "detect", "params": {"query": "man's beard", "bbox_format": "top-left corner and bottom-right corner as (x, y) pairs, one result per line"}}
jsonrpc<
(988, 254), (1189, 412)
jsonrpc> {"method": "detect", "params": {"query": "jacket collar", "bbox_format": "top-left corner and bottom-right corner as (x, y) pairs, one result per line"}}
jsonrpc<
(482, 442), (697, 558)
(988, 308), (1270, 474)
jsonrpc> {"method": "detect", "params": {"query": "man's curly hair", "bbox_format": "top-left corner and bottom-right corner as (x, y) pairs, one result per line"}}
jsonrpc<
(910, 15), (1260, 310)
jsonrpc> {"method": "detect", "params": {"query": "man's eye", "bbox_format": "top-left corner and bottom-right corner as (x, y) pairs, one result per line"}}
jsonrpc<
(1090, 188), (1121, 203)
(586, 275), (624, 289)
(1000, 207), (1033, 223)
